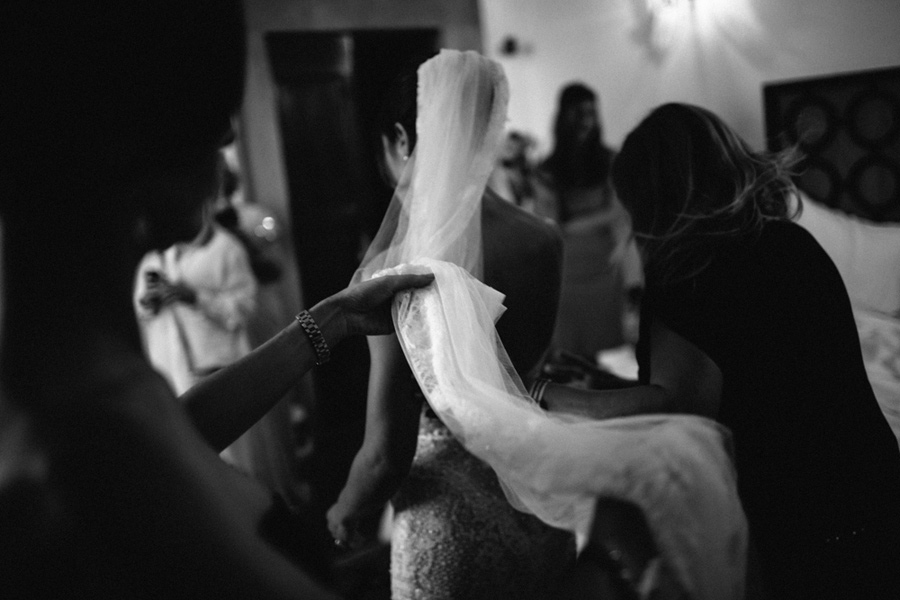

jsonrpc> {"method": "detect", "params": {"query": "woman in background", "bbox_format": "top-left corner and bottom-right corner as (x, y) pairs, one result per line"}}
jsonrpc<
(327, 51), (575, 599)
(540, 102), (900, 599)
(538, 83), (641, 363)
(134, 190), (257, 399)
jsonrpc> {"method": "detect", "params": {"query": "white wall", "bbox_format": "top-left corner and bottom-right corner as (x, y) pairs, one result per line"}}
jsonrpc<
(480, 0), (900, 153)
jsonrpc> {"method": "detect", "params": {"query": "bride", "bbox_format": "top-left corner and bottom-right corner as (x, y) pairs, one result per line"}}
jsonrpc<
(329, 50), (748, 600)
(327, 50), (575, 599)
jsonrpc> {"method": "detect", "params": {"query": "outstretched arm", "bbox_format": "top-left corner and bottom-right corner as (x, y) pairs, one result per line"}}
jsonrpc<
(181, 273), (433, 452)
(327, 333), (421, 549)
(541, 318), (722, 420)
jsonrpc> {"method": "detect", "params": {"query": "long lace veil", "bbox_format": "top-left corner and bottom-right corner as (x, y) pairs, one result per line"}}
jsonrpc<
(355, 49), (747, 600)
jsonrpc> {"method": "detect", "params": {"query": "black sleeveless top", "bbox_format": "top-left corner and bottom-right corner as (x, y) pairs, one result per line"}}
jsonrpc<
(638, 220), (900, 597)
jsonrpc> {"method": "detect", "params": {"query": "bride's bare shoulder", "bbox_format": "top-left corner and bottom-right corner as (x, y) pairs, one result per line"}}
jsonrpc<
(483, 189), (562, 261)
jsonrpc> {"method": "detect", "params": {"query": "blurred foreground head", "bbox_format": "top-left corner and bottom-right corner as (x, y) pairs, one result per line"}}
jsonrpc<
(1, 0), (246, 242)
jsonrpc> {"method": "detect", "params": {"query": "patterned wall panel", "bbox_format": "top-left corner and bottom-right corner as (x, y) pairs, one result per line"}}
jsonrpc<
(764, 66), (900, 222)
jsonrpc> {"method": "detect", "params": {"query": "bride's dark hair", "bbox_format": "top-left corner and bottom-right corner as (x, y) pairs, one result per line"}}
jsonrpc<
(611, 103), (801, 286)
(372, 52), (439, 181)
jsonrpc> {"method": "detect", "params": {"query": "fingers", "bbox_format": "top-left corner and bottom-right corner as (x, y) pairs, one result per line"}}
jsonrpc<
(328, 272), (434, 340)
(373, 272), (434, 300)
(350, 272), (434, 307)
(332, 526), (369, 552)
(327, 508), (357, 552)
(391, 272), (435, 289)
(333, 538), (349, 552)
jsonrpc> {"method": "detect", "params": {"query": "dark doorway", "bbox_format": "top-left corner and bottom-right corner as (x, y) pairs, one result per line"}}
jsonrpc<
(266, 29), (439, 524)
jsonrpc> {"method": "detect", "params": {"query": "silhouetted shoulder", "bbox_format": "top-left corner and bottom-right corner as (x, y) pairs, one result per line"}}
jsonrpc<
(483, 189), (563, 268)
(750, 220), (842, 287)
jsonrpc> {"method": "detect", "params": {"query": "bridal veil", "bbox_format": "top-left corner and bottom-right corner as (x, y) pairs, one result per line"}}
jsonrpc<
(354, 49), (747, 600)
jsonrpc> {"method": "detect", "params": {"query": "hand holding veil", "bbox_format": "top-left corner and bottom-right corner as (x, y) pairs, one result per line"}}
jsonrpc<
(355, 49), (747, 600)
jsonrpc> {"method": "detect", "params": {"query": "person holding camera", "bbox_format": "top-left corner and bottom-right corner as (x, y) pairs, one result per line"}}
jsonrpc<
(134, 193), (257, 396)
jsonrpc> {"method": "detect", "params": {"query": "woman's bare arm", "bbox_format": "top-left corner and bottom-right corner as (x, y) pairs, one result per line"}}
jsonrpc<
(180, 273), (433, 451)
(327, 334), (421, 548)
(180, 317), (317, 452)
(542, 318), (722, 420)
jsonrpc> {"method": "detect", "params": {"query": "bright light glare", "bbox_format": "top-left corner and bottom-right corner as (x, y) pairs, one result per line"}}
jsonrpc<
(644, 0), (759, 51)
(693, 0), (758, 41)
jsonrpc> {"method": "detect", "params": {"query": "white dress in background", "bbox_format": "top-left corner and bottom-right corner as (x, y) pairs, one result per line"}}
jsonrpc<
(134, 223), (257, 395)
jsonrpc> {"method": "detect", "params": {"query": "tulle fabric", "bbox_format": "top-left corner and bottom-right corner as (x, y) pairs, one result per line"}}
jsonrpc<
(353, 49), (505, 283)
(356, 50), (747, 600)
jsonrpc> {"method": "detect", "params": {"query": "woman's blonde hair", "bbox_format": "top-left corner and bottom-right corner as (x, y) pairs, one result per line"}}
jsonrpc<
(612, 103), (801, 285)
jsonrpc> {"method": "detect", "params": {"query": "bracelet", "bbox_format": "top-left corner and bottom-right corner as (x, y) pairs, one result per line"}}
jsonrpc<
(295, 310), (331, 366)
(529, 377), (551, 410)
